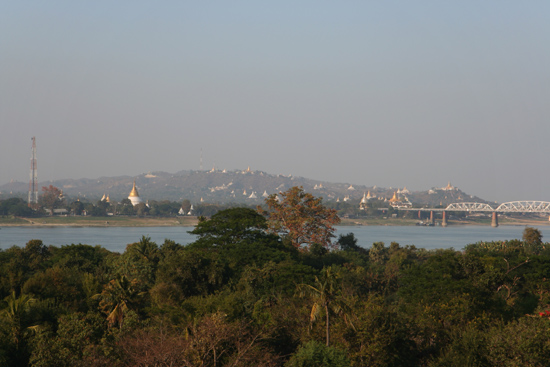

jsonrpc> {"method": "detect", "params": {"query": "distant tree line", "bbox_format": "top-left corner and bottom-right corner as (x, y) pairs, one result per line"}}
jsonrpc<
(0, 185), (259, 218)
(0, 185), (477, 222)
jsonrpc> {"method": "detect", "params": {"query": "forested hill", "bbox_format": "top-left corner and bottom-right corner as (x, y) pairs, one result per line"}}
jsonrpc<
(0, 169), (487, 206)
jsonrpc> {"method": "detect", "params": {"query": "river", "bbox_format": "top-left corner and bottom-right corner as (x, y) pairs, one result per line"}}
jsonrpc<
(0, 225), (544, 253)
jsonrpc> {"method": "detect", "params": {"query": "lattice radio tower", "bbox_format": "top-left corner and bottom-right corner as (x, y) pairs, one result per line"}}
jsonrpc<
(28, 137), (38, 207)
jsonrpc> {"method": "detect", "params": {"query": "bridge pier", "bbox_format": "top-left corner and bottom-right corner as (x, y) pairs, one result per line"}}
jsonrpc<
(430, 210), (435, 225)
(441, 211), (447, 227)
(491, 212), (499, 227)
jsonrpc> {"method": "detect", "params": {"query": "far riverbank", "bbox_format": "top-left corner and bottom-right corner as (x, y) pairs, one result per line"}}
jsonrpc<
(1, 215), (549, 228)
(0, 216), (198, 227)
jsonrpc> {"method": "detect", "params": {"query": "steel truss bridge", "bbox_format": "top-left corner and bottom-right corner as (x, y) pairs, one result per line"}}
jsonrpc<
(401, 201), (550, 227)
(443, 201), (550, 213)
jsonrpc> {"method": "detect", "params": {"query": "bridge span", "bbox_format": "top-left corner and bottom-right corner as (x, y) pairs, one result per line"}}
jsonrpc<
(402, 201), (550, 228)
(445, 201), (550, 213)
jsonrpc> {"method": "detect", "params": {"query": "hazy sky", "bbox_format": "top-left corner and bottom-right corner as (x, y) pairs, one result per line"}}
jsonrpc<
(1, 1), (549, 202)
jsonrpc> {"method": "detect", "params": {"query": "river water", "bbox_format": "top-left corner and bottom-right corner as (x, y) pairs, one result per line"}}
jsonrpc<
(0, 225), (545, 253)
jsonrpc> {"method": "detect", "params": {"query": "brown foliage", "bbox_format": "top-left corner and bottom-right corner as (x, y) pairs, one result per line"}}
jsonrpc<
(259, 186), (340, 249)
(40, 185), (63, 212)
(118, 314), (280, 367)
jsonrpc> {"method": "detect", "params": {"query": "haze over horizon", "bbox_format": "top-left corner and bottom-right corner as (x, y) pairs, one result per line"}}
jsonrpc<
(1, 2), (549, 203)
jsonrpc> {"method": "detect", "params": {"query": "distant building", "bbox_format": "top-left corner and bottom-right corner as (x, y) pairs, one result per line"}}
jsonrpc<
(359, 191), (375, 210)
(360, 192), (368, 210)
(50, 208), (68, 216)
(397, 187), (410, 195)
(128, 180), (143, 206)
(441, 182), (456, 191)
(100, 193), (111, 203)
(388, 192), (412, 209)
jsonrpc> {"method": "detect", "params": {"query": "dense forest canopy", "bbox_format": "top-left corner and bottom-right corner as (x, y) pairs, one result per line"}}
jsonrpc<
(1, 188), (550, 366)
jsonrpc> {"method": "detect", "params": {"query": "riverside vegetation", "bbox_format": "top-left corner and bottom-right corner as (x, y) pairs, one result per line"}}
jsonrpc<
(1, 187), (550, 366)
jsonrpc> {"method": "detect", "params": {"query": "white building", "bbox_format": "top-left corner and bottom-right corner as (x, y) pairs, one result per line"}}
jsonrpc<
(128, 180), (143, 206)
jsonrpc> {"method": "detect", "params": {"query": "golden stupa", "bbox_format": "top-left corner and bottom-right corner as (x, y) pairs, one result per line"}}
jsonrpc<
(129, 180), (139, 197)
(389, 192), (400, 203)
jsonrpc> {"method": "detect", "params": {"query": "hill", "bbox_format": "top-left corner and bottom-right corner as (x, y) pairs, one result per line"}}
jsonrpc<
(0, 169), (488, 207)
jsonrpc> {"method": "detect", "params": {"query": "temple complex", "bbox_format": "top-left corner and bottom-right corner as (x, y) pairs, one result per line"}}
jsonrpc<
(388, 192), (412, 209)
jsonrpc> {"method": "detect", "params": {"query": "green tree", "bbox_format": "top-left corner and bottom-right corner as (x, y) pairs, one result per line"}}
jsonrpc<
(369, 242), (389, 264)
(29, 312), (106, 367)
(0, 198), (33, 217)
(523, 227), (543, 244)
(69, 200), (84, 216)
(299, 266), (353, 347)
(155, 249), (230, 299)
(523, 227), (543, 254)
(87, 203), (107, 216)
(134, 202), (149, 217)
(126, 236), (159, 263)
(190, 207), (269, 248)
(94, 275), (144, 328)
(117, 236), (160, 287)
(286, 340), (350, 367)
(22, 267), (81, 307)
(188, 207), (292, 279)
(118, 198), (135, 215)
(2, 291), (37, 349)
(485, 316), (550, 367)
(337, 233), (360, 252)
(260, 186), (340, 249)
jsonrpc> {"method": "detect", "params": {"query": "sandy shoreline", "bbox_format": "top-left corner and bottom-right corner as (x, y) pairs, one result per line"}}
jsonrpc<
(0, 216), (199, 227)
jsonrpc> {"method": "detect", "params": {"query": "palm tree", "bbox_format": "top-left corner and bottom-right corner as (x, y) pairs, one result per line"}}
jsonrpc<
(299, 266), (354, 346)
(2, 291), (37, 348)
(94, 275), (143, 327)
(127, 236), (159, 262)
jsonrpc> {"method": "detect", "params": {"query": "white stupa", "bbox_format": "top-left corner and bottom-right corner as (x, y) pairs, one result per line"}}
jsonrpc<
(128, 180), (143, 206)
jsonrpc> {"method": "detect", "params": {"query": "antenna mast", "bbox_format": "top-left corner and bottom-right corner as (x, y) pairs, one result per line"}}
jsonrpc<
(28, 137), (38, 207)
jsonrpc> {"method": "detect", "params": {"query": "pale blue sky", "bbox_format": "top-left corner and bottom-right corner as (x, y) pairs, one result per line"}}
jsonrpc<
(1, 1), (549, 202)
